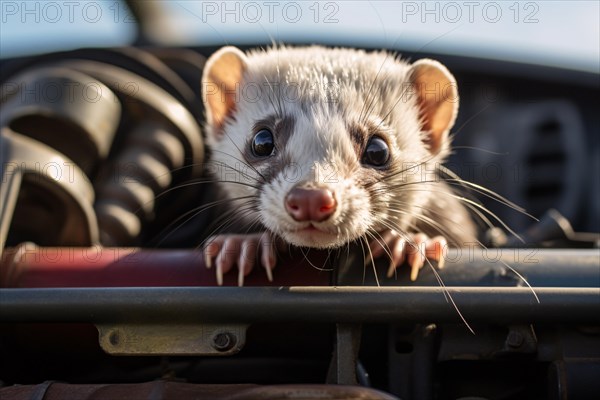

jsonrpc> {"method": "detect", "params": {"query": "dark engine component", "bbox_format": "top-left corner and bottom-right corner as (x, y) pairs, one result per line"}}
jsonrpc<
(1, 46), (599, 400)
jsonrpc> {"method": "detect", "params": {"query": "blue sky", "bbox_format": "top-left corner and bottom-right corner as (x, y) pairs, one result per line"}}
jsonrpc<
(1, 1), (598, 73)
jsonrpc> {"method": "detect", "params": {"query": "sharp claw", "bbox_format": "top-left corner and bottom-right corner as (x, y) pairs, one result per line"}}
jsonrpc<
(370, 230), (396, 260)
(410, 257), (421, 282)
(424, 236), (447, 270)
(387, 238), (406, 278)
(369, 243), (383, 260)
(205, 252), (212, 269)
(238, 265), (245, 287)
(264, 251), (275, 282)
(238, 247), (249, 287)
(409, 247), (424, 282)
(216, 261), (223, 286)
(205, 241), (219, 269)
(368, 231), (448, 281)
(260, 233), (276, 282)
(265, 264), (273, 282)
(386, 260), (395, 278)
(437, 256), (445, 270)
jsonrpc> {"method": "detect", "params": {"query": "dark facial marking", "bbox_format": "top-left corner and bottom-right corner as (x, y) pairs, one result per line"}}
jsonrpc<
(348, 122), (369, 157)
(243, 114), (296, 183)
(252, 115), (295, 150)
(347, 120), (393, 165)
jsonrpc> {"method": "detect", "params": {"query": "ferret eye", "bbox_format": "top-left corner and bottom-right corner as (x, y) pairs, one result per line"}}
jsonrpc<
(362, 136), (390, 167)
(252, 129), (275, 157)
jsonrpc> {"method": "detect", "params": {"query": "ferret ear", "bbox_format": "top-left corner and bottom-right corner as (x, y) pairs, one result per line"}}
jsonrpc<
(409, 59), (459, 155)
(202, 46), (248, 134)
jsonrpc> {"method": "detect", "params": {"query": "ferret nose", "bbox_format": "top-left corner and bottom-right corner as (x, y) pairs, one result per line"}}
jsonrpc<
(285, 187), (336, 222)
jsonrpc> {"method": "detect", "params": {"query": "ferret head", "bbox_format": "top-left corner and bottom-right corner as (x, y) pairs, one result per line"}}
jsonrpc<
(201, 46), (459, 249)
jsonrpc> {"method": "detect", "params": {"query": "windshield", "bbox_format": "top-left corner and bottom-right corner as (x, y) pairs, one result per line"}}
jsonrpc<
(1, 1), (599, 73)
(0, 0), (136, 58)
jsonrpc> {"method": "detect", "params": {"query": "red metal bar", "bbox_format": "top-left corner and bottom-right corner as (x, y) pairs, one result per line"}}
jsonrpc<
(0, 243), (331, 288)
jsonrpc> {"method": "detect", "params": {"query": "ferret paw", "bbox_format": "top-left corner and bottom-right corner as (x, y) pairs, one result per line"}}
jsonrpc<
(203, 232), (277, 286)
(368, 231), (447, 281)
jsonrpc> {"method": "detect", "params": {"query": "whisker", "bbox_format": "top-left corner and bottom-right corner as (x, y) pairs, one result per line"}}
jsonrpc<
(362, 232), (381, 287)
(372, 222), (475, 333)
(299, 247), (334, 272)
(157, 177), (259, 199)
(262, 74), (283, 120)
(356, 237), (368, 285)
(385, 188), (501, 233)
(364, 154), (437, 189)
(424, 255), (476, 335)
(359, 52), (392, 124)
(449, 103), (492, 137)
(196, 204), (260, 249)
(219, 134), (267, 182)
(153, 195), (257, 247)
(381, 204), (539, 303)
(438, 166), (536, 219)
(366, 229), (395, 265)
(208, 150), (265, 183)
(385, 185), (525, 242)
(451, 146), (508, 156)
(383, 205), (461, 243)
(372, 172), (528, 242)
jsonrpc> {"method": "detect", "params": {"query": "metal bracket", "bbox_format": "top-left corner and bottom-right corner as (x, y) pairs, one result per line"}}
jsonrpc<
(326, 323), (362, 385)
(501, 324), (538, 355)
(96, 323), (247, 356)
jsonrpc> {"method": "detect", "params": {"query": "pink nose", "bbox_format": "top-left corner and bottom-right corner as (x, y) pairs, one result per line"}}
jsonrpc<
(285, 187), (336, 222)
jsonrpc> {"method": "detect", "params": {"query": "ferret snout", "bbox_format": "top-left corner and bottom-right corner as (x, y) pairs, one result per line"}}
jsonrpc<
(285, 187), (336, 222)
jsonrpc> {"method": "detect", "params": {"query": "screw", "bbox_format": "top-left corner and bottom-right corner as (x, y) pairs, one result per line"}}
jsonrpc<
(212, 332), (236, 352)
(109, 330), (120, 346)
(507, 331), (524, 348)
(423, 323), (437, 337)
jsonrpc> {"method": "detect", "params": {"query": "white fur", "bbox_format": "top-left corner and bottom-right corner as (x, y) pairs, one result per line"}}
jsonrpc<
(204, 46), (448, 248)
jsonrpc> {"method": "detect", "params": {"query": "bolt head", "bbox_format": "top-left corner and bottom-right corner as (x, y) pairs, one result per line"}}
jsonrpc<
(212, 332), (236, 351)
(507, 331), (524, 348)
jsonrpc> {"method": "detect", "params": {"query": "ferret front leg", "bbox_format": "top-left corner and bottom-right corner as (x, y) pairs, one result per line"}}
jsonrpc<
(369, 230), (447, 281)
(204, 232), (277, 286)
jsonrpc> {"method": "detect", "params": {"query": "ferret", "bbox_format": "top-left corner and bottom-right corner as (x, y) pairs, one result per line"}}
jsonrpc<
(201, 45), (477, 286)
